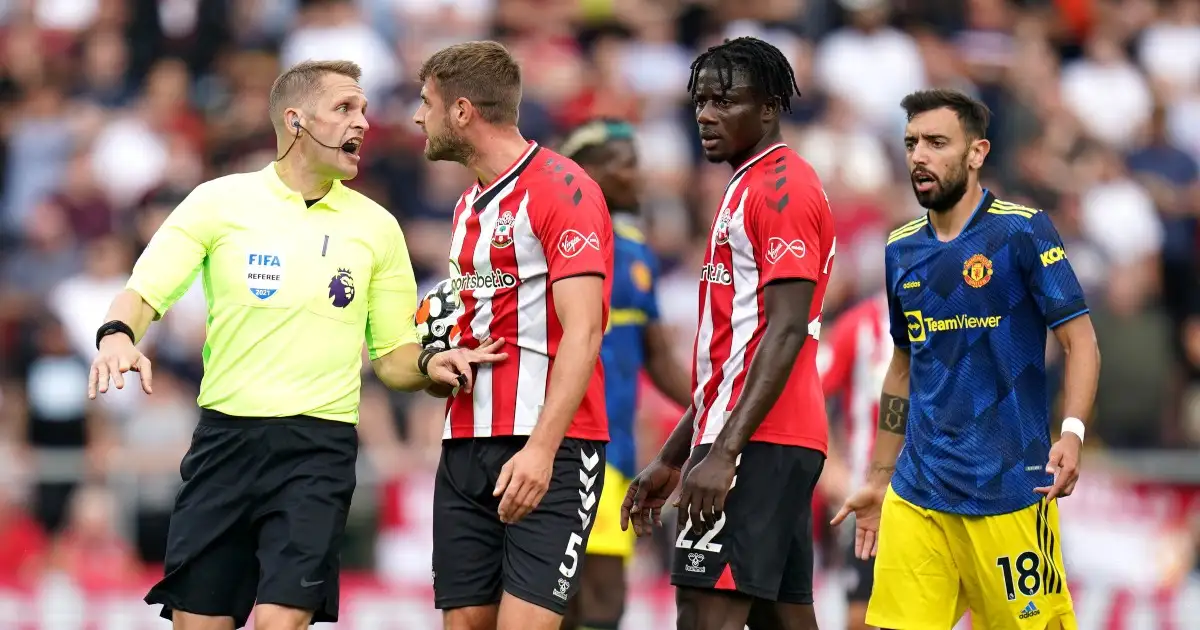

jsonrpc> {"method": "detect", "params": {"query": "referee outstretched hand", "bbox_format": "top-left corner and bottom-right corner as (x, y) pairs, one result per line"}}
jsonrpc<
(426, 337), (508, 393)
(89, 334), (153, 399)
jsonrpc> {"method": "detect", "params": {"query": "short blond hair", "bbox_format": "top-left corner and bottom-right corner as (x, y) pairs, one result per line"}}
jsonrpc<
(418, 41), (521, 125)
(268, 59), (362, 129)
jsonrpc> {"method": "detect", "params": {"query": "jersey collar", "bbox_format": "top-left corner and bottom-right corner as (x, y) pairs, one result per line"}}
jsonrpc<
(474, 140), (538, 197)
(471, 140), (540, 212)
(261, 162), (346, 207)
(924, 188), (994, 241)
(728, 142), (788, 186)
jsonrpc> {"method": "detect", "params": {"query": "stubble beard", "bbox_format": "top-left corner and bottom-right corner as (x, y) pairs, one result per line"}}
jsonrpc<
(425, 120), (475, 165)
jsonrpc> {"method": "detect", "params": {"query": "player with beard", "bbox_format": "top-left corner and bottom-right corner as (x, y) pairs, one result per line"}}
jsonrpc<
(557, 119), (693, 630)
(90, 60), (504, 630)
(412, 42), (615, 630)
(621, 37), (834, 630)
(832, 89), (1100, 628)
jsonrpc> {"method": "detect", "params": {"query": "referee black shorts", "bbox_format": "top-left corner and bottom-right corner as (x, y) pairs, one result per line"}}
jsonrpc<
(144, 409), (357, 628)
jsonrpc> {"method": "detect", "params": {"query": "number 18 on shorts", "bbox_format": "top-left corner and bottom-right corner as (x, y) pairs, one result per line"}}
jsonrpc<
(867, 487), (1078, 629)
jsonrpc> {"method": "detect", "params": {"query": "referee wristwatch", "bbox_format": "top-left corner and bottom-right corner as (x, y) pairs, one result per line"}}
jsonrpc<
(95, 320), (135, 349)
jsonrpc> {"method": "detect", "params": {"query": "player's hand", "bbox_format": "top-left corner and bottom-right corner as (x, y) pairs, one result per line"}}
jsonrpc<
(1035, 432), (1082, 501)
(426, 337), (508, 393)
(621, 458), (682, 537)
(88, 334), (153, 399)
(494, 443), (554, 524)
(675, 451), (736, 536)
(830, 485), (886, 561)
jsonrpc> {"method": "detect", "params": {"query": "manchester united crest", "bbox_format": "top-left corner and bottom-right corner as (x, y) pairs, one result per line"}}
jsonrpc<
(962, 254), (993, 288)
(714, 207), (732, 246)
(491, 211), (515, 248)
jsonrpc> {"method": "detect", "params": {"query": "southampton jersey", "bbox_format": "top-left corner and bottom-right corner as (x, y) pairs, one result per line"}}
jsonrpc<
(691, 143), (835, 452)
(885, 191), (1088, 516)
(443, 142), (614, 442)
(600, 214), (662, 478)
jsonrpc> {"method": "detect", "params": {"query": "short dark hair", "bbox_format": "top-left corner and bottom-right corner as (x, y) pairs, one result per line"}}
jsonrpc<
(418, 41), (521, 125)
(900, 89), (992, 139)
(687, 37), (801, 112)
(268, 60), (362, 130)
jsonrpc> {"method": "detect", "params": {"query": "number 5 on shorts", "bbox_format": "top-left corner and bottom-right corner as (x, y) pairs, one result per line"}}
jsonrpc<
(995, 552), (1041, 601)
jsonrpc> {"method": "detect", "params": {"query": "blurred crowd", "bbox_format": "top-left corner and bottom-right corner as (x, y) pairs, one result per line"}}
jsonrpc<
(0, 0), (1198, 604)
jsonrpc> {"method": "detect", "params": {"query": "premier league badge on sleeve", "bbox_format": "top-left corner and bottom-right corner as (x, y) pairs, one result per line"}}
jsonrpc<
(246, 252), (284, 300)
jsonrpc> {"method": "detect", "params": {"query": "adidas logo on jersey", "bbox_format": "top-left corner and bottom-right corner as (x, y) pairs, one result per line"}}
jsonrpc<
(1019, 601), (1040, 619)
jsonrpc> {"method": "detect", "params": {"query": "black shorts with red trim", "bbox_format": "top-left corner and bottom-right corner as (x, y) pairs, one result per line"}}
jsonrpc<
(669, 442), (825, 604)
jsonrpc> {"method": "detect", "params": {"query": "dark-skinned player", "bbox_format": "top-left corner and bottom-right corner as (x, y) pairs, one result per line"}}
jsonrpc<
(557, 119), (693, 630)
(620, 37), (836, 630)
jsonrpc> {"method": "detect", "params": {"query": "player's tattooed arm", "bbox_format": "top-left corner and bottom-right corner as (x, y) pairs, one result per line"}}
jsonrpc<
(866, 346), (911, 488)
(879, 393), (909, 434)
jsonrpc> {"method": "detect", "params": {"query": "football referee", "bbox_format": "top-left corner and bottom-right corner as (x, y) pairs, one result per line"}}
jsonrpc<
(87, 60), (506, 630)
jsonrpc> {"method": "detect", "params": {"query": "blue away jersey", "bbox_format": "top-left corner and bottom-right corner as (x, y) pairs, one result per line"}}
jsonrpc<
(885, 191), (1088, 516)
(600, 215), (661, 479)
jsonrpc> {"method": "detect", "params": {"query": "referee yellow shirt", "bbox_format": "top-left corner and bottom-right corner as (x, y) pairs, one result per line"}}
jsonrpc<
(127, 163), (420, 424)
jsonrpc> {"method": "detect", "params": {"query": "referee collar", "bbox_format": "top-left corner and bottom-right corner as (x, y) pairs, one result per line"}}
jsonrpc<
(261, 162), (346, 208)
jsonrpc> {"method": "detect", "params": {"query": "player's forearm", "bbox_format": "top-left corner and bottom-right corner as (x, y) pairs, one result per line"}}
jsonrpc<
(657, 406), (696, 469)
(867, 349), (911, 488)
(105, 290), (159, 342)
(528, 324), (603, 452)
(371, 343), (430, 392)
(1057, 319), (1100, 427)
(648, 348), (696, 408)
(709, 316), (809, 462)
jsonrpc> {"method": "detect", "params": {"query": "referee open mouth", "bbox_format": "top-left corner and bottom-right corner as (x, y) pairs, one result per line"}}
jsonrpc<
(341, 137), (362, 157)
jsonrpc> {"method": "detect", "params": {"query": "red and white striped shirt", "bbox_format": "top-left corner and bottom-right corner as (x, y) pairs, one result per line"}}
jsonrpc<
(817, 292), (892, 490)
(691, 144), (834, 451)
(443, 142), (613, 441)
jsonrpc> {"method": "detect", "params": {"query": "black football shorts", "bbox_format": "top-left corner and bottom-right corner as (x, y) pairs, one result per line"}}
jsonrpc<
(144, 410), (357, 628)
(432, 436), (607, 615)
(670, 442), (825, 604)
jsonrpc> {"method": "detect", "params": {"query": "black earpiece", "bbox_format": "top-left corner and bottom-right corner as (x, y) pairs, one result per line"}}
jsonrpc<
(292, 119), (300, 129)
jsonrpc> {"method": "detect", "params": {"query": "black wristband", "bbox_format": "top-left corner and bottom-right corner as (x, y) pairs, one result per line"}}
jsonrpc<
(95, 320), (135, 349)
(417, 347), (438, 377)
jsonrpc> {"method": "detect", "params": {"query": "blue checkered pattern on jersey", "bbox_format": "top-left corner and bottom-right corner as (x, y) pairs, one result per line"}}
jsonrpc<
(884, 191), (1088, 516)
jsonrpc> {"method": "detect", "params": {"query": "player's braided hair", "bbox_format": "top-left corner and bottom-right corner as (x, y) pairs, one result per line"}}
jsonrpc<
(687, 37), (801, 112)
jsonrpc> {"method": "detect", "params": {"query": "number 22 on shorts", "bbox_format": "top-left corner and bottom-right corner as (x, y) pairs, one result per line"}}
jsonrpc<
(674, 452), (742, 553)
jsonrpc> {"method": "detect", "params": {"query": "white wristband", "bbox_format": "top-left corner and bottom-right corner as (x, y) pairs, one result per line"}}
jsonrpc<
(1061, 417), (1085, 442)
